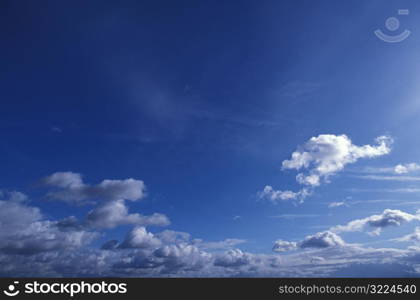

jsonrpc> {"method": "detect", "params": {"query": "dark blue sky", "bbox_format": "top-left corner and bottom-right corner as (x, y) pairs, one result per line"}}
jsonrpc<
(2, 0), (420, 276)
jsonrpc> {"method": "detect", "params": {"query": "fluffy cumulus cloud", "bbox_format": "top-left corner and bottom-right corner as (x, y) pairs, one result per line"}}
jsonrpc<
(282, 135), (392, 183)
(214, 249), (252, 267)
(331, 209), (420, 235)
(394, 163), (420, 174)
(42, 172), (146, 205)
(119, 226), (162, 249)
(272, 240), (298, 252)
(259, 134), (392, 203)
(258, 186), (310, 203)
(273, 231), (345, 253)
(86, 199), (170, 229)
(300, 231), (345, 248)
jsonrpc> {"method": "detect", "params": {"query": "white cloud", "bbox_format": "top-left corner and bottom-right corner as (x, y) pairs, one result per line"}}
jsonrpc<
(300, 231), (345, 248)
(119, 226), (162, 249)
(0, 200), (97, 255)
(260, 134), (392, 203)
(86, 199), (170, 229)
(394, 227), (420, 243)
(214, 249), (252, 267)
(355, 175), (420, 182)
(43, 172), (146, 205)
(272, 240), (298, 252)
(394, 163), (420, 174)
(332, 209), (420, 235)
(328, 201), (346, 208)
(273, 231), (345, 253)
(282, 134), (392, 185)
(258, 185), (309, 203)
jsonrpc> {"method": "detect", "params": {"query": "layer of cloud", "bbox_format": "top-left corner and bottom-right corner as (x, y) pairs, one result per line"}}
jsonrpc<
(0, 199), (97, 255)
(1, 201), (420, 277)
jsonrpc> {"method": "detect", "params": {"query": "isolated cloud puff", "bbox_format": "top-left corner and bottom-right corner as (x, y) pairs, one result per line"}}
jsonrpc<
(394, 163), (420, 174)
(300, 231), (345, 248)
(328, 201), (346, 208)
(258, 186), (310, 203)
(332, 209), (420, 235)
(86, 199), (170, 229)
(42, 172), (146, 205)
(272, 240), (298, 252)
(273, 231), (345, 253)
(259, 134), (392, 203)
(282, 135), (392, 185)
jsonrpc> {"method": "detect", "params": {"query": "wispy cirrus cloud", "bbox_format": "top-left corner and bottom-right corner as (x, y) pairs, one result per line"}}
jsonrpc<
(354, 175), (420, 182)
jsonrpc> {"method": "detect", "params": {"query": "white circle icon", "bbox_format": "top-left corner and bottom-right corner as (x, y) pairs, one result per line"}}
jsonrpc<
(3, 282), (20, 297)
(374, 9), (411, 43)
(385, 17), (400, 31)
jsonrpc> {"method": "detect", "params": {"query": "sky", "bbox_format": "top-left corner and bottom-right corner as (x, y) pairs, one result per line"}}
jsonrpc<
(2, 0), (420, 277)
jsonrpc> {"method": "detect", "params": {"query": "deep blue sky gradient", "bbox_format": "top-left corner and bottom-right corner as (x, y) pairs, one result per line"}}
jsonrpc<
(2, 0), (420, 258)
